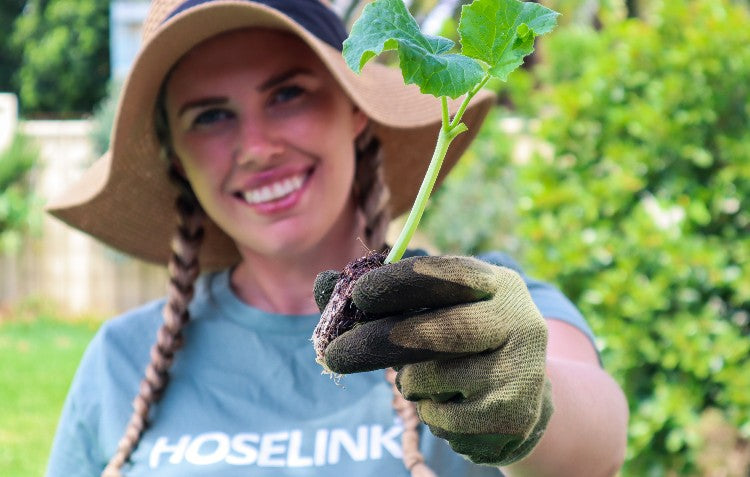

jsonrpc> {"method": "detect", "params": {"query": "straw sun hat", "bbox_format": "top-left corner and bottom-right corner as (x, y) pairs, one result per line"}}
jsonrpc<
(47, 0), (495, 270)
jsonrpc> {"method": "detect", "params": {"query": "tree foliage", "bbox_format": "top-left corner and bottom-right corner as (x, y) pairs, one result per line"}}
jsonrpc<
(424, 0), (750, 473)
(0, 0), (27, 92)
(10, 0), (109, 116)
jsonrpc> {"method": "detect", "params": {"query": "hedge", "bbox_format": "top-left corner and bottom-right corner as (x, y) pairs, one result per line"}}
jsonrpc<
(424, 0), (750, 473)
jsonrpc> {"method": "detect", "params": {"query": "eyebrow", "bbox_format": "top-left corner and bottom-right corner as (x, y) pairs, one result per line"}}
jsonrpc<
(257, 67), (314, 91)
(176, 67), (315, 117)
(177, 97), (227, 117)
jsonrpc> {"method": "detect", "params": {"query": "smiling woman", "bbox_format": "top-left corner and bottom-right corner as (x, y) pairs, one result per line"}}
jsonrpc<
(164, 29), (367, 267)
(42, 0), (626, 476)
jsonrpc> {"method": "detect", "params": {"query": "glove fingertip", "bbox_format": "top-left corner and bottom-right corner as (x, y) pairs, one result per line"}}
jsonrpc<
(314, 270), (341, 312)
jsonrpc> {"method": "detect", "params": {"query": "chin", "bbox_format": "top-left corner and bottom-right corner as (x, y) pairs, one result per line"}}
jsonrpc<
(246, 229), (325, 260)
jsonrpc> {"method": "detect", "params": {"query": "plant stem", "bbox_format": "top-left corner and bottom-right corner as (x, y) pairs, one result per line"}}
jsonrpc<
(384, 78), (488, 263)
(450, 74), (490, 130)
(385, 121), (451, 263)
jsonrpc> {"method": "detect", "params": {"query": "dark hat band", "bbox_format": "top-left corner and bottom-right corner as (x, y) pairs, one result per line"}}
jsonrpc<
(165, 0), (348, 50)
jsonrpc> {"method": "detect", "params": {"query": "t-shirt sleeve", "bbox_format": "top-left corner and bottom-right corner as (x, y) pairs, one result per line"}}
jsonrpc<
(476, 251), (598, 349)
(45, 331), (108, 477)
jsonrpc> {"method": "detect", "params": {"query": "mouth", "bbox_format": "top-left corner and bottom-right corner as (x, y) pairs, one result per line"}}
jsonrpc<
(234, 170), (310, 206)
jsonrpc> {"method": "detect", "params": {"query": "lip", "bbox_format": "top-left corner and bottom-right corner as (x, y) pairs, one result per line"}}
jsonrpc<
(232, 167), (313, 215)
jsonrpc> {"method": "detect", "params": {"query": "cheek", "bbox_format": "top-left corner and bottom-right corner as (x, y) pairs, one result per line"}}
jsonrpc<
(175, 136), (231, 178)
(175, 151), (231, 209)
(333, 145), (357, 192)
(281, 114), (358, 188)
(285, 92), (360, 144)
(318, 124), (357, 176)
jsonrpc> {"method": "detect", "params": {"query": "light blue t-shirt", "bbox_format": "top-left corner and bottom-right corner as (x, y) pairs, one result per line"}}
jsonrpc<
(45, 254), (594, 476)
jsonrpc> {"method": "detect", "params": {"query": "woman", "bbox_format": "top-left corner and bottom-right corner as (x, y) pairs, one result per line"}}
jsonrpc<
(45, 0), (628, 476)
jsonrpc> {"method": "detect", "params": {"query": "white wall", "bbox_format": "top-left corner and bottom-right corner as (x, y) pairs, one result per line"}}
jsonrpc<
(111, 0), (150, 80)
(0, 93), (18, 151)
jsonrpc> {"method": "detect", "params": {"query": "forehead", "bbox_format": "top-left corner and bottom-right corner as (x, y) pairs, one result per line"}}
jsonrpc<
(172, 28), (322, 77)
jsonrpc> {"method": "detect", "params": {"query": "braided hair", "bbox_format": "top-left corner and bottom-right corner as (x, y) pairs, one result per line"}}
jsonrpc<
(353, 127), (435, 477)
(102, 167), (205, 476)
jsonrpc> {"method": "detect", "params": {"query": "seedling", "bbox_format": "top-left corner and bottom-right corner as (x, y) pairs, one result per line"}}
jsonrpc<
(313, 0), (559, 366)
(346, 0), (559, 263)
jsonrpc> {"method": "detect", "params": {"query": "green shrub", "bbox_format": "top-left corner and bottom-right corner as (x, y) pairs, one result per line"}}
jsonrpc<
(0, 133), (39, 252)
(425, 0), (750, 473)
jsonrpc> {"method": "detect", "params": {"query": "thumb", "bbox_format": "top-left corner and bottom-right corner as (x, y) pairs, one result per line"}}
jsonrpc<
(314, 270), (341, 312)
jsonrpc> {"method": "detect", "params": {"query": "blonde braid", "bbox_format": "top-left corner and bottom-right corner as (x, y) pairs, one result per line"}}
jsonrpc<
(386, 369), (437, 477)
(354, 128), (435, 477)
(102, 169), (205, 476)
(354, 126), (391, 251)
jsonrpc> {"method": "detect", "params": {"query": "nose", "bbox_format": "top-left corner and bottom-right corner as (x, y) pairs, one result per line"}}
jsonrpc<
(234, 122), (284, 166)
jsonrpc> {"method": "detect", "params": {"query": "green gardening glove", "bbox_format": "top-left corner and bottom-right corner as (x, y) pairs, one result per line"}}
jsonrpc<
(313, 255), (553, 466)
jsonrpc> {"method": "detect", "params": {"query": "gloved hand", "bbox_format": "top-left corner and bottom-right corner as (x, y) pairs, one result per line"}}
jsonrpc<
(313, 255), (553, 466)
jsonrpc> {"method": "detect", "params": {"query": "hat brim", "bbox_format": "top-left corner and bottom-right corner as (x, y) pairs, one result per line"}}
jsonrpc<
(47, 0), (495, 270)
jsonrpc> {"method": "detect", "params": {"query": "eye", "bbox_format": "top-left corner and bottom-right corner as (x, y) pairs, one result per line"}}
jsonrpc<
(192, 108), (235, 127)
(269, 85), (304, 106)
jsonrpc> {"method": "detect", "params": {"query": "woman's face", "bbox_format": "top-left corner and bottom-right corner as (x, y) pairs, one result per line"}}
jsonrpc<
(165, 29), (367, 259)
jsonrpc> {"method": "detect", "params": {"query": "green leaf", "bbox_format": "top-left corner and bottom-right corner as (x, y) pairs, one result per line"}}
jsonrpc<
(398, 47), (485, 98)
(343, 0), (451, 72)
(459, 0), (560, 80)
(343, 0), (483, 98)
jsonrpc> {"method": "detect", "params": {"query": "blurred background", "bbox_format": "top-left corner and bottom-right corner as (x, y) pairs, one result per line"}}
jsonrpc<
(0, 0), (748, 475)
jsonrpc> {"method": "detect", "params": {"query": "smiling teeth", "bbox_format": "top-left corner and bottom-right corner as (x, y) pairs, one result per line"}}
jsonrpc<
(242, 174), (305, 205)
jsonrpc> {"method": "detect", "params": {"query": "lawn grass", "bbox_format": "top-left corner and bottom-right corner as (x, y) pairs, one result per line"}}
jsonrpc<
(0, 306), (100, 477)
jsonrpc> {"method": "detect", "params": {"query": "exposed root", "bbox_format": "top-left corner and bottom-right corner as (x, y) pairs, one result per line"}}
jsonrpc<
(312, 250), (386, 371)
